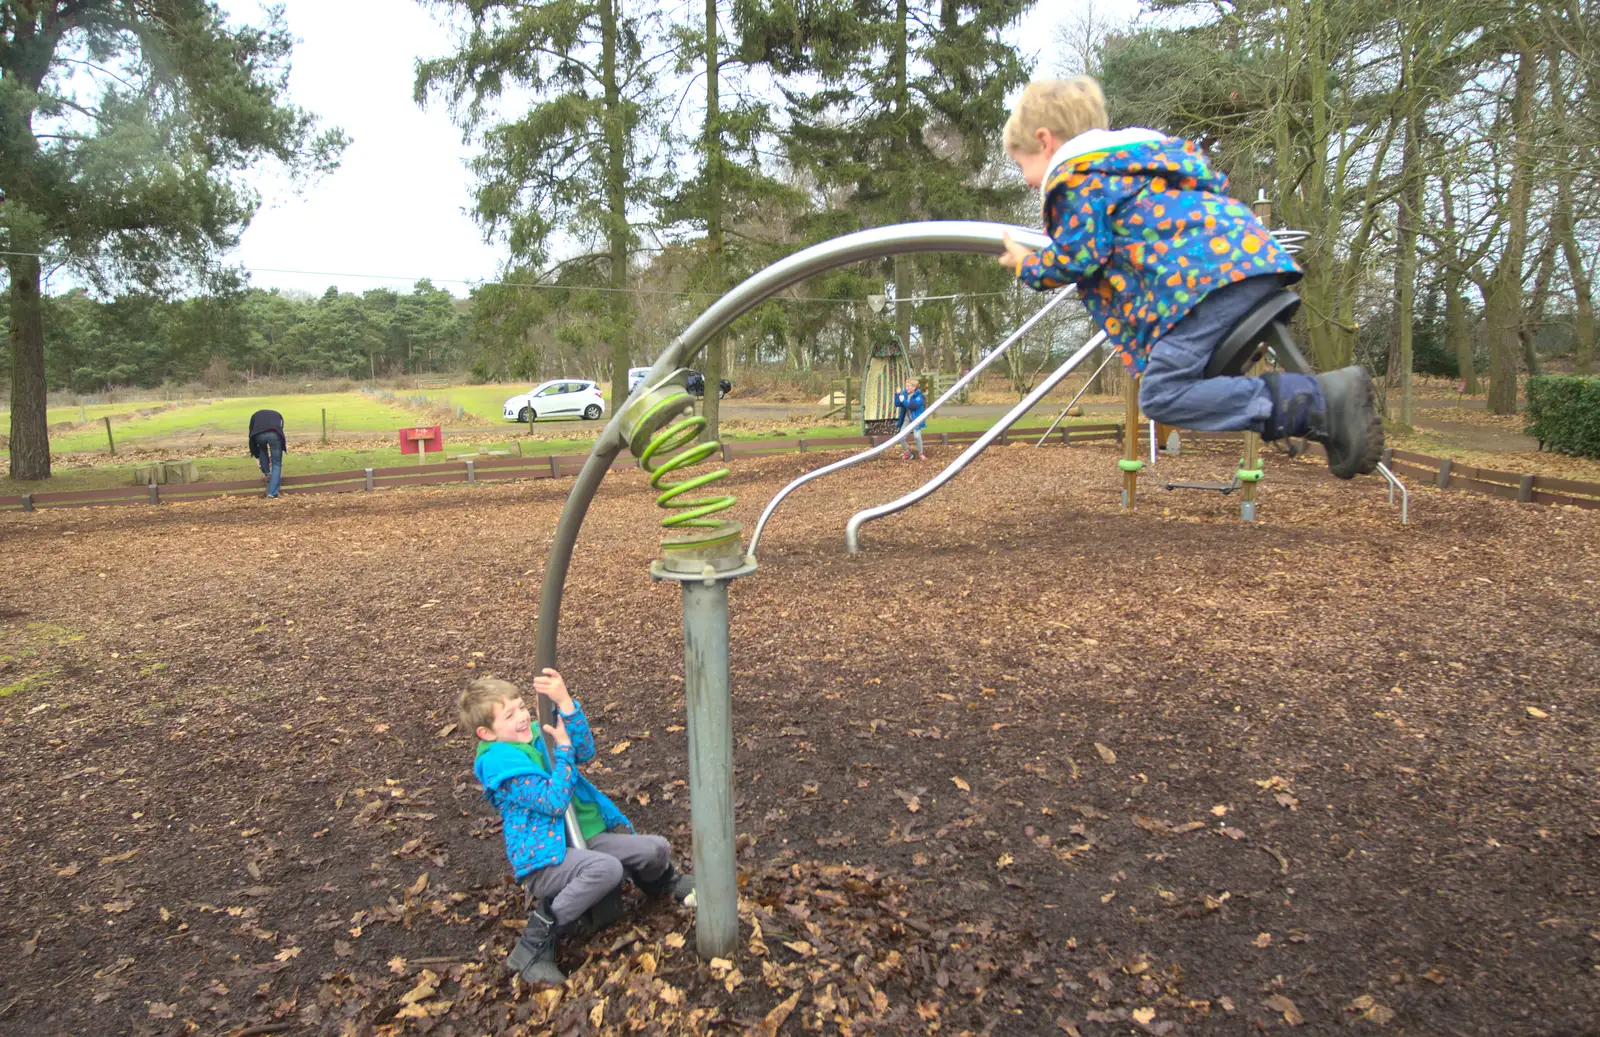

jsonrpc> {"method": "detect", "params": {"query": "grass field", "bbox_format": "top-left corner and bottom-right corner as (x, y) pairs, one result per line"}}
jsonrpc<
(44, 393), (425, 452)
(6, 410), (1118, 493)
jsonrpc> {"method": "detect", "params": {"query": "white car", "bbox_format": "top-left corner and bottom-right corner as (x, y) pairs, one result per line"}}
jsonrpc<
(627, 367), (653, 393)
(503, 380), (606, 423)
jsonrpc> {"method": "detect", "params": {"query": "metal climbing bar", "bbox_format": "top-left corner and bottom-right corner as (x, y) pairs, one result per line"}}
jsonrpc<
(1375, 461), (1409, 525)
(1035, 347), (1117, 447)
(748, 288), (1077, 557)
(845, 331), (1109, 553)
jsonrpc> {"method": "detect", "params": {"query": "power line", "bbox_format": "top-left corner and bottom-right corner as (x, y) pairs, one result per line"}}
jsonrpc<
(0, 250), (1022, 305)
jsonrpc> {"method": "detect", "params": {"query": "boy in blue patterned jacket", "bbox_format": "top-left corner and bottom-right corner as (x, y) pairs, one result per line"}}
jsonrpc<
(461, 670), (693, 986)
(996, 77), (1382, 479)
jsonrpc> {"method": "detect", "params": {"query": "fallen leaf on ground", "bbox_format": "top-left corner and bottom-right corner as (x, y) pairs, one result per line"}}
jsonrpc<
(757, 991), (801, 1036)
(1263, 994), (1303, 1025)
(1254, 932), (1272, 947)
(1132, 1006), (1156, 1024)
(398, 969), (439, 1005)
(996, 852), (1014, 869)
(611, 740), (631, 754)
(1094, 743), (1117, 764)
(951, 776), (970, 792)
(146, 1002), (175, 1019)
(1526, 706), (1548, 718)
(55, 862), (82, 878)
(274, 946), (302, 961)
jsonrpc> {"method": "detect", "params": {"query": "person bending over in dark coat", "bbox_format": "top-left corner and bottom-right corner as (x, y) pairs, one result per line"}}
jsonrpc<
(248, 409), (287, 498)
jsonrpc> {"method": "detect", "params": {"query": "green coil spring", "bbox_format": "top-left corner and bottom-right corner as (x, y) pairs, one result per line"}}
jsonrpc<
(629, 385), (739, 553)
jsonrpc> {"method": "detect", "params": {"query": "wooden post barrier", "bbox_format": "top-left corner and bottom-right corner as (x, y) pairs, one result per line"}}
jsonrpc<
(104, 416), (116, 456)
(1120, 375), (1142, 509)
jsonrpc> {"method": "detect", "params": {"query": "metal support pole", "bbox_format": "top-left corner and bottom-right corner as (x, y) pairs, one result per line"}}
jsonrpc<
(364, 468), (374, 491)
(681, 577), (739, 959)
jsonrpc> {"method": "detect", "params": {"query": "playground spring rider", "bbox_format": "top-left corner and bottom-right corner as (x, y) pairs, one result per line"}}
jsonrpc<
(619, 368), (751, 958)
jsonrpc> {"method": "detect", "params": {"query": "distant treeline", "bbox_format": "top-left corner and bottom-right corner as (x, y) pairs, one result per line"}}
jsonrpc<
(13, 281), (468, 393)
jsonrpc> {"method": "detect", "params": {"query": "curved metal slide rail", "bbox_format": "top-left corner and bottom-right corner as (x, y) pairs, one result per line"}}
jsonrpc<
(844, 331), (1109, 553)
(747, 288), (1076, 557)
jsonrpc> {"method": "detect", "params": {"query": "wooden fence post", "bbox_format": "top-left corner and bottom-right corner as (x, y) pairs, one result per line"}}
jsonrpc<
(147, 483), (159, 505)
(104, 416), (116, 456)
(550, 456), (561, 478)
(1436, 458), (1452, 489)
(21, 493), (33, 513)
(465, 460), (476, 486)
(364, 468), (374, 491)
(1518, 473), (1535, 503)
(322, 408), (328, 444)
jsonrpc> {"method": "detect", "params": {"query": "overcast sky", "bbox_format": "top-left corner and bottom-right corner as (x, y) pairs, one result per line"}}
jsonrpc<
(222, 0), (1140, 299)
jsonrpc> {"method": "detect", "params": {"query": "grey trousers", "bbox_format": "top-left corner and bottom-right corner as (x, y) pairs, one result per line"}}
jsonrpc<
(522, 831), (671, 924)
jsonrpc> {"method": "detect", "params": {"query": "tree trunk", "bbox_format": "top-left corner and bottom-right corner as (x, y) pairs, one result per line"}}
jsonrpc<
(601, 0), (632, 419)
(1485, 44), (1536, 416)
(699, 0), (725, 442)
(7, 252), (52, 481)
(1394, 105), (1420, 425)
(1437, 152), (1478, 392)
(1521, 238), (1556, 378)
(1549, 42), (1596, 375)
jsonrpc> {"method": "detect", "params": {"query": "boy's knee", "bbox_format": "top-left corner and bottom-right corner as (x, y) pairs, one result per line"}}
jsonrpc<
(644, 836), (671, 871)
(1138, 376), (1174, 422)
(584, 853), (626, 889)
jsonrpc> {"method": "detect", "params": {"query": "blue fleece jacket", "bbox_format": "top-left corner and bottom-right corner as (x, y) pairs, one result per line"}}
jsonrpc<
(473, 700), (632, 879)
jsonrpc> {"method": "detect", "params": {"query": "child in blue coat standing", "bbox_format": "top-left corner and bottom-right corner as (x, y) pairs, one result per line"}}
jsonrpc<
(894, 378), (927, 460)
(996, 77), (1382, 479)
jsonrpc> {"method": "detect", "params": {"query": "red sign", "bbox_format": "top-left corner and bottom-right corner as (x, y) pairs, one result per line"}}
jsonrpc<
(398, 425), (443, 454)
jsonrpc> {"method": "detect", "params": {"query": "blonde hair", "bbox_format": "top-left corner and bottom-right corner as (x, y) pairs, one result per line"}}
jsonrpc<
(1004, 77), (1109, 154)
(460, 676), (520, 735)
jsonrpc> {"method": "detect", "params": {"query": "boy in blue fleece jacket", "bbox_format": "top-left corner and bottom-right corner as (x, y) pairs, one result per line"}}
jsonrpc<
(461, 670), (692, 986)
(996, 77), (1382, 480)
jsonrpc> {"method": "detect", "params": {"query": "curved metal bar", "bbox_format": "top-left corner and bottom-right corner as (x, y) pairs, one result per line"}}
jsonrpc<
(845, 331), (1108, 553)
(534, 220), (1051, 729)
(747, 288), (1075, 557)
(1374, 461), (1408, 525)
(1035, 347), (1116, 447)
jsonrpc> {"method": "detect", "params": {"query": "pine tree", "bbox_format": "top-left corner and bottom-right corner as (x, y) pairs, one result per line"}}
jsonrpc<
(1, 1), (346, 480)
(417, 0), (672, 410)
(736, 0), (1033, 378)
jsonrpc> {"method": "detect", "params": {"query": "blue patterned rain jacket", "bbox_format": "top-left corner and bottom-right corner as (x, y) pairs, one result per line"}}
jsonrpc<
(1017, 128), (1301, 373)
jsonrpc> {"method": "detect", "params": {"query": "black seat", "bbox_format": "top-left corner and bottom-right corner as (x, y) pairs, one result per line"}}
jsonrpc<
(1205, 289), (1313, 377)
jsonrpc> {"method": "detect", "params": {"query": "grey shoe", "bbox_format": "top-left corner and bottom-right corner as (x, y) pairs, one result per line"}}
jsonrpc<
(1261, 366), (1383, 480)
(634, 862), (695, 904)
(505, 906), (566, 987)
(1313, 366), (1384, 479)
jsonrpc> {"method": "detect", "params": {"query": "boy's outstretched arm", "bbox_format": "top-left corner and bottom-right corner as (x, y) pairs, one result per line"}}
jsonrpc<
(558, 702), (597, 763)
(532, 668), (597, 763)
(1001, 186), (1115, 291)
(493, 746), (577, 817)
